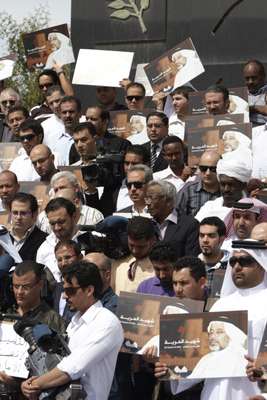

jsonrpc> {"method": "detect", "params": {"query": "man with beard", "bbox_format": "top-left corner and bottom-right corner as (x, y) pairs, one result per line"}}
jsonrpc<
(153, 136), (186, 193)
(198, 216), (228, 294)
(137, 241), (177, 296)
(195, 157), (252, 222)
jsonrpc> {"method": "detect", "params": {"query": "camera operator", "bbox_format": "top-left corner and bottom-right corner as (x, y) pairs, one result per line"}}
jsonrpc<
(0, 261), (65, 398)
(21, 261), (123, 400)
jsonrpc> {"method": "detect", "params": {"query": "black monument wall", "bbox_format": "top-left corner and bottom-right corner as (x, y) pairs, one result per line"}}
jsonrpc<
(71, 0), (267, 108)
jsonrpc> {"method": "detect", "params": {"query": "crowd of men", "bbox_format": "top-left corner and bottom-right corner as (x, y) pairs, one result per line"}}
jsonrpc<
(0, 58), (267, 400)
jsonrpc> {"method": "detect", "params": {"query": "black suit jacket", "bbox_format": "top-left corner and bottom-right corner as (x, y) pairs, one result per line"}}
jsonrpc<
(53, 282), (74, 325)
(142, 141), (168, 173)
(163, 213), (200, 257)
(11, 226), (47, 261)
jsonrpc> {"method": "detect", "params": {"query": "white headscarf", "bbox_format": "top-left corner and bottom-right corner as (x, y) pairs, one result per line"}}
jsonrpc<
(207, 320), (247, 348)
(217, 157), (252, 183)
(220, 246), (267, 297)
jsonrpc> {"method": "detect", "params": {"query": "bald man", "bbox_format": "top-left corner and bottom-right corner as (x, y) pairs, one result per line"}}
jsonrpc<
(0, 170), (19, 211)
(37, 187), (104, 233)
(85, 252), (117, 313)
(30, 144), (58, 182)
(176, 150), (221, 216)
(251, 222), (267, 242)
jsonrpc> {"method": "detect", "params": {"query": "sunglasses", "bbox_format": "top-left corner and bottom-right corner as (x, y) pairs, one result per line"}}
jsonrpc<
(39, 82), (54, 90)
(63, 286), (82, 296)
(126, 95), (144, 101)
(19, 134), (36, 142)
(199, 165), (217, 173)
(1, 99), (16, 107)
(126, 181), (145, 189)
(229, 255), (256, 268)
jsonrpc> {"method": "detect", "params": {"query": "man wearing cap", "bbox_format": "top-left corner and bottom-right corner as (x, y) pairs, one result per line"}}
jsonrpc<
(155, 241), (267, 399)
(222, 198), (267, 251)
(195, 157), (252, 222)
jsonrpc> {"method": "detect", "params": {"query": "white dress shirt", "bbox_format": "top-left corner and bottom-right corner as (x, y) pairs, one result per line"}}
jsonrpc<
(37, 205), (104, 234)
(57, 301), (123, 400)
(168, 112), (185, 140)
(116, 179), (133, 211)
(153, 166), (184, 193)
(9, 148), (40, 182)
(42, 114), (65, 146)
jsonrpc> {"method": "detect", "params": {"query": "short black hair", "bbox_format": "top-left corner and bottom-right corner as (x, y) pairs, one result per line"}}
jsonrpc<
(73, 121), (97, 137)
(45, 85), (65, 98)
(7, 105), (29, 120)
(19, 119), (44, 138)
(59, 96), (82, 113)
(45, 197), (76, 217)
(146, 111), (169, 126)
(38, 69), (59, 85)
(200, 217), (226, 237)
(125, 145), (150, 165)
(149, 241), (178, 264)
(55, 240), (82, 256)
(171, 86), (193, 99)
(62, 261), (103, 299)
(205, 85), (229, 102)
(126, 82), (145, 97)
(244, 59), (265, 77)
(14, 260), (45, 281)
(86, 105), (110, 122)
(174, 256), (206, 281)
(127, 216), (156, 241)
(162, 135), (184, 149)
(11, 192), (38, 214)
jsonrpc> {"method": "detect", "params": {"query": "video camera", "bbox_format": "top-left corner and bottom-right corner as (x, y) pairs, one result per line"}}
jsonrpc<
(81, 152), (124, 187)
(13, 318), (86, 400)
(78, 215), (130, 259)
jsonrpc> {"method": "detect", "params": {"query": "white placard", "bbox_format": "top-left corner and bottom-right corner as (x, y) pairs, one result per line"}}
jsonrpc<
(0, 321), (29, 378)
(0, 56), (15, 81)
(72, 49), (134, 87)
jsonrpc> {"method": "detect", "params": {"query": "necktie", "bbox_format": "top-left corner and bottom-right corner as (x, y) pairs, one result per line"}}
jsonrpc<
(151, 143), (158, 169)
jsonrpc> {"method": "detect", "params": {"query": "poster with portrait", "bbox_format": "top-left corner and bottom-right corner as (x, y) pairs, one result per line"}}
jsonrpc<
(144, 38), (204, 95)
(185, 113), (245, 131)
(0, 143), (21, 170)
(0, 54), (16, 80)
(134, 64), (154, 97)
(22, 23), (75, 71)
(209, 269), (226, 298)
(19, 182), (50, 211)
(256, 322), (267, 375)
(0, 321), (29, 378)
(160, 310), (248, 380)
(188, 87), (249, 121)
(116, 291), (204, 355)
(108, 110), (154, 144)
(187, 122), (252, 167)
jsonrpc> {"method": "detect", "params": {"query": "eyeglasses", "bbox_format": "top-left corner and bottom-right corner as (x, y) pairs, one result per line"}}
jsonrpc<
(11, 210), (32, 218)
(39, 82), (54, 90)
(19, 134), (36, 142)
(126, 95), (144, 102)
(1, 99), (16, 107)
(63, 286), (82, 297)
(126, 181), (145, 189)
(147, 123), (164, 129)
(199, 165), (217, 173)
(229, 255), (256, 268)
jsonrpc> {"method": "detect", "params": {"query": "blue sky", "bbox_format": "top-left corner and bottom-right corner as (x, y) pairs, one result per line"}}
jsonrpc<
(0, 0), (71, 56)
